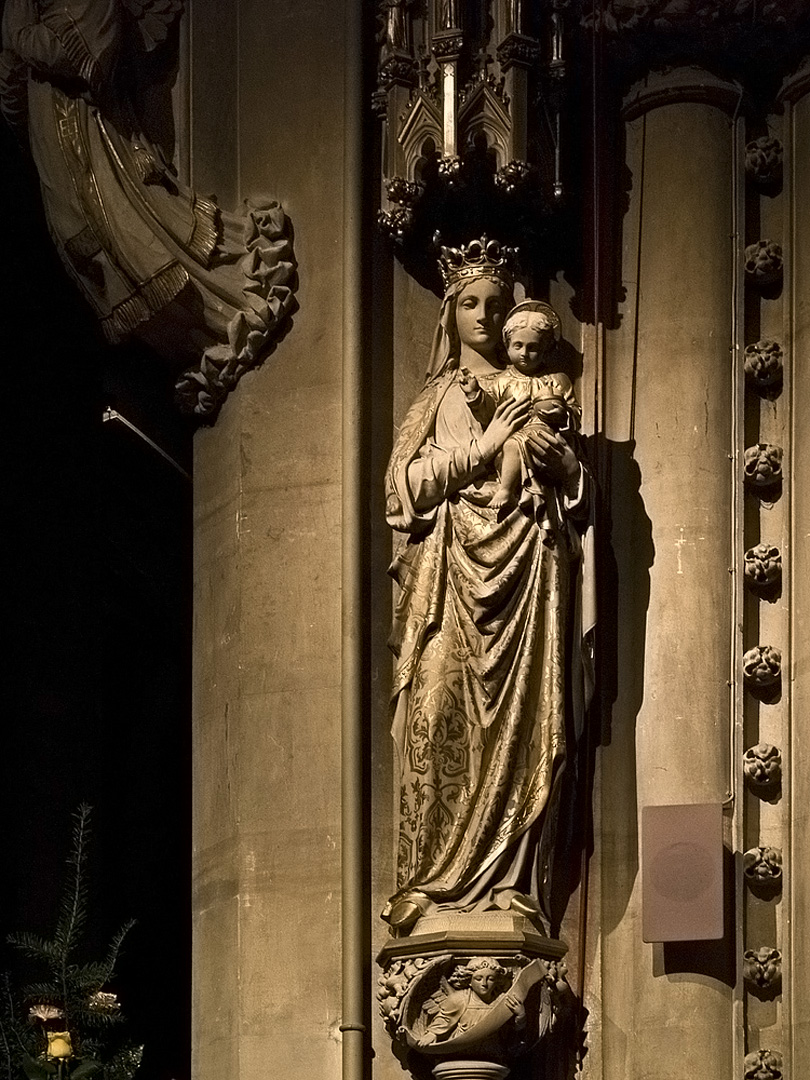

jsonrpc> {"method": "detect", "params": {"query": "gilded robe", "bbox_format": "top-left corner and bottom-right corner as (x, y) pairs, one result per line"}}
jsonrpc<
(385, 366), (593, 922)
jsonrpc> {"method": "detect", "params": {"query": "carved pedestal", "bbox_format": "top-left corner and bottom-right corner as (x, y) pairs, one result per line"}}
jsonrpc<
(377, 913), (573, 1079)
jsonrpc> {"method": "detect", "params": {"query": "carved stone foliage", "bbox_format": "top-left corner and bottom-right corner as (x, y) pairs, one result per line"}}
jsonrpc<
(742, 645), (781, 692)
(744, 443), (783, 490)
(744, 1049), (783, 1080)
(744, 340), (783, 391)
(743, 743), (782, 792)
(745, 136), (783, 190)
(743, 846), (783, 893)
(744, 241), (784, 290)
(743, 947), (782, 996)
(378, 952), (573, 1065)
(743, 544), (782, 593)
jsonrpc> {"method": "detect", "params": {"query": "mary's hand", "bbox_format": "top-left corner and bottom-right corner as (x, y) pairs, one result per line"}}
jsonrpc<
(523, 427), (581, 488)
(478, 395), (532, 462)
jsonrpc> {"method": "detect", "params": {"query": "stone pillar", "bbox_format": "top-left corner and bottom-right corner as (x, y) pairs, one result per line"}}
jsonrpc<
(190, 3), (348, 1079)
(597, 69), (741, 1080)
(782, 58), (810, 1076)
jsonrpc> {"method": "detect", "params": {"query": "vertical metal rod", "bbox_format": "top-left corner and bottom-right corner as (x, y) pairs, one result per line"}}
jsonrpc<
(784, 97), (795, 1080)
(730, 111), (747, 1080)
(341, 1), (367, 1079)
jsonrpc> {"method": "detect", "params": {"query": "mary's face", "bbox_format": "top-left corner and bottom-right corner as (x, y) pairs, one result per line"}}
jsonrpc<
(455, 278), (508, 355)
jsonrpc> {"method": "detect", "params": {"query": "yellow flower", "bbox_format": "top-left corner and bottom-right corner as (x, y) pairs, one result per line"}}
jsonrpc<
(46, 1032), (73, 1060)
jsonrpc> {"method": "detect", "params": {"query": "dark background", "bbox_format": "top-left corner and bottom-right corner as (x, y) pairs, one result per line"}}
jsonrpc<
(1, 112), (192, 1080)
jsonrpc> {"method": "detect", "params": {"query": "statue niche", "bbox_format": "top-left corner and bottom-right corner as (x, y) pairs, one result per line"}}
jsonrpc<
(378, 237), (594, 1078)
(0, 0), (296, 419)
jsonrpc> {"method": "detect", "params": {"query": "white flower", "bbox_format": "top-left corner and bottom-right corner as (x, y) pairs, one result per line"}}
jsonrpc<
(28, 1005), (64, 1023)
(87, 991), (120, 1014)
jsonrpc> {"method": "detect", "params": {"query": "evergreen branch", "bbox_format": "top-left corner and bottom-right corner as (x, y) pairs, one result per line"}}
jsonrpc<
(19, 983), (61, 1004)
(62, 965), (110, 993)
(6, 933), (56, 962)
(99, 923), (135, 985)
(54, 805), (92, 963)
(76, 1010), (124, 1030)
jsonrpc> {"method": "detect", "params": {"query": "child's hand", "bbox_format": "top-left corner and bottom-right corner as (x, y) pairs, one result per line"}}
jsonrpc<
(533, 399), (568, 429)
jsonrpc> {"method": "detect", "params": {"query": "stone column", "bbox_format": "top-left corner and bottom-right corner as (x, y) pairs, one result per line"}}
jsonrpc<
(782, 58), (810, 1077)
(597, 68), (741, 1080)
(190, 3), (349, 1079)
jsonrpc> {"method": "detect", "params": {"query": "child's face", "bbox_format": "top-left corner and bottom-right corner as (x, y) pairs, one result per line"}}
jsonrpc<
(506, 327), (555, 374)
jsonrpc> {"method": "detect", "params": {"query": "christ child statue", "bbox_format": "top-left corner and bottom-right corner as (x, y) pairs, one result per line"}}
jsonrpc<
(459, 300), (581, 512)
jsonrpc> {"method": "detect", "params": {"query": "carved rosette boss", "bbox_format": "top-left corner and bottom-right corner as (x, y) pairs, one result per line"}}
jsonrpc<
(742, 645), (782, 692)
(745, 136), (783, 190)
(744, 1049), (783, 1080)
(743, 444), (783, 489)
(743, 743), (782, 792)
(744, 241), (784, 289)
(743, 846), (783, 888)
(743, 947), (782, 995)
(744, 340), (783, 390)
(743, 544), (782, 591)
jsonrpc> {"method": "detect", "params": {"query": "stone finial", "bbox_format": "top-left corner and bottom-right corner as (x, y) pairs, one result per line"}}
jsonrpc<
(742, 645), (781, 691)
(744, 241), (783, 289)
(743, 846), (783, 886)
(743, 743), (782, 791)
(743, 947), (782, 994)
(744, 340), (783, 390)
(743, 544), (781, 591)
(743, 444), (783, 489)
(744, 1050), (783, 1080)
(745, 136), (783, 189)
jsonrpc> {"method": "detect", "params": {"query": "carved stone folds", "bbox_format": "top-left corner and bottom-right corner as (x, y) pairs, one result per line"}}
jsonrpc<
(743, 947), (782, 995)
(743, 846), (783, 887)
(744, 340), (783, 390)
(743, 743), (782, 791)
(744, 1049), (783, 1080)
(744, 444), (783, 489)
(745, 136), (784, 189)
(743, 544), (782, 591)
(744, 241), (784, 289)
(742, 645), (782, 691)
